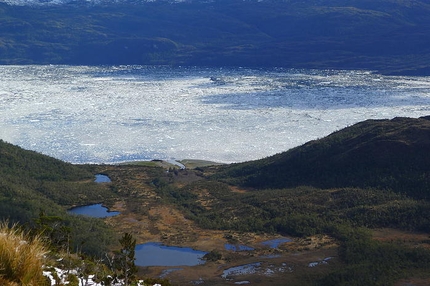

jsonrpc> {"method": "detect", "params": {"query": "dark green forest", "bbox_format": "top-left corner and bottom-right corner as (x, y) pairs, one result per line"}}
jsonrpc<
(1, 0), (430, 74)
(213, 116), (430, 199)
(0, 139), (119, 255)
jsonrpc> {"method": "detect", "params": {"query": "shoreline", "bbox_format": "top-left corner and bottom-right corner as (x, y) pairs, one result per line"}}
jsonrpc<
(118, 158), (225, 169)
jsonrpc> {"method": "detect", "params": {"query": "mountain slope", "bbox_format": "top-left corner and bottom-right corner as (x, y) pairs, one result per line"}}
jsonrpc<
(0, 138), (119, 214)
(213, 116), (430, 199)
(0, 0), (430, 74)
(0, 139), (118, 254)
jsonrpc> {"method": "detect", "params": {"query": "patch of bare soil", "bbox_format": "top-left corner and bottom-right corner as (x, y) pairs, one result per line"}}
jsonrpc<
(372, 228), (430, 249)
(229, 186), (248, 194)
(394, 278), (430, 286)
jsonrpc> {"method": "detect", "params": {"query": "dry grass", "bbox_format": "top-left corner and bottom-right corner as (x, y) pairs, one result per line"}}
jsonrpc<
(0, 221), (48, 286)
(372, 228), (430, 249)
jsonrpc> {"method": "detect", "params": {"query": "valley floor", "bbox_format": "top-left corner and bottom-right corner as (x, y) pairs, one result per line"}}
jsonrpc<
(96, 164), (339, 285)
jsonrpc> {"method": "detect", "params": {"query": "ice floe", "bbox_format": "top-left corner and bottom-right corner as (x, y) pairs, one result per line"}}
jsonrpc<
(1, 65), (429, 164)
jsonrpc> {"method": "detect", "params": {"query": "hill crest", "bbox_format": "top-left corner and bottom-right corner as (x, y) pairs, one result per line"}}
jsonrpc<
(215, 116), (430, 199)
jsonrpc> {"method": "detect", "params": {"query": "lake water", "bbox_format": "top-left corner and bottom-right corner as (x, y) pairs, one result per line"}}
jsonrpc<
(1, 65), (430, 164)
(134, 242), (207, 267)
(94, 174), (111, 183)
(225, 244), (254, 251)
(224, 237), (291, 252)
(68, 203), (120, 218)
(260, 238), (292, 248)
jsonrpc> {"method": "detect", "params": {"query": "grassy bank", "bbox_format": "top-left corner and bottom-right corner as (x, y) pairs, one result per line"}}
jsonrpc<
(0, 222), (48, 286)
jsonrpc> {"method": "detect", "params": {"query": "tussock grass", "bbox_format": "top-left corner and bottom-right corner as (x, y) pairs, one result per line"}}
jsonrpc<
(0, 221), (48, 286)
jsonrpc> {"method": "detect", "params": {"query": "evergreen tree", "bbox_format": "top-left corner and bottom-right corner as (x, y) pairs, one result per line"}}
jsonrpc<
(117, 233), (137, 286)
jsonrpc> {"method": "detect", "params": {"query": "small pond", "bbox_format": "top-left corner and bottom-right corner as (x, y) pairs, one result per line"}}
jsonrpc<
(261, 238), (292, 248)
(225, 244), (254, 251)
(135, 242), (207, 267)
(95, 174), (111, 183)
(68, 203), (120, 218)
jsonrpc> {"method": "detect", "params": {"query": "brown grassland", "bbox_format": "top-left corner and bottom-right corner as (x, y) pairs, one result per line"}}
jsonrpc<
(0, 222), (48, 286)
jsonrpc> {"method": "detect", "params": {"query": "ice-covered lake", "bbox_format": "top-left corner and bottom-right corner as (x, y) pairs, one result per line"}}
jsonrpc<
(1, 65), (430, 164)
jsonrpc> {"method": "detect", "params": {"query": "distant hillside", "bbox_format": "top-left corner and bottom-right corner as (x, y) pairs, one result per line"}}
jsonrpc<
(213, 116), (430, 199)
(0, 139), (90, 182)
(0, 139), (117, 254)
(0, 138), (119, 217)
(1, 0), (430, 74)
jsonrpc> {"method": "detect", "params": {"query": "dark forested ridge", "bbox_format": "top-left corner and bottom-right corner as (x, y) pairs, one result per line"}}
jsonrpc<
(213, 116), (430, 199)
(0, 139), (118, 255)
(0, 139), (116, 207)
(0, 139), (90, 182)
(1, 0), (430, 74)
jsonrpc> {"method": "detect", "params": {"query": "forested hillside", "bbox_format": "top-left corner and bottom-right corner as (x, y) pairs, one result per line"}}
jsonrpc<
(1, 0), (430, 74)
(0, 139), (118, 255)
(213, 116), (430, 199)
(154, 117), (430, 236)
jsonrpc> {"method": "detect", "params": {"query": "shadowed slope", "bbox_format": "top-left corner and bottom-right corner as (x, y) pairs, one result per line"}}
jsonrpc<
(214, 116), (430, 199)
